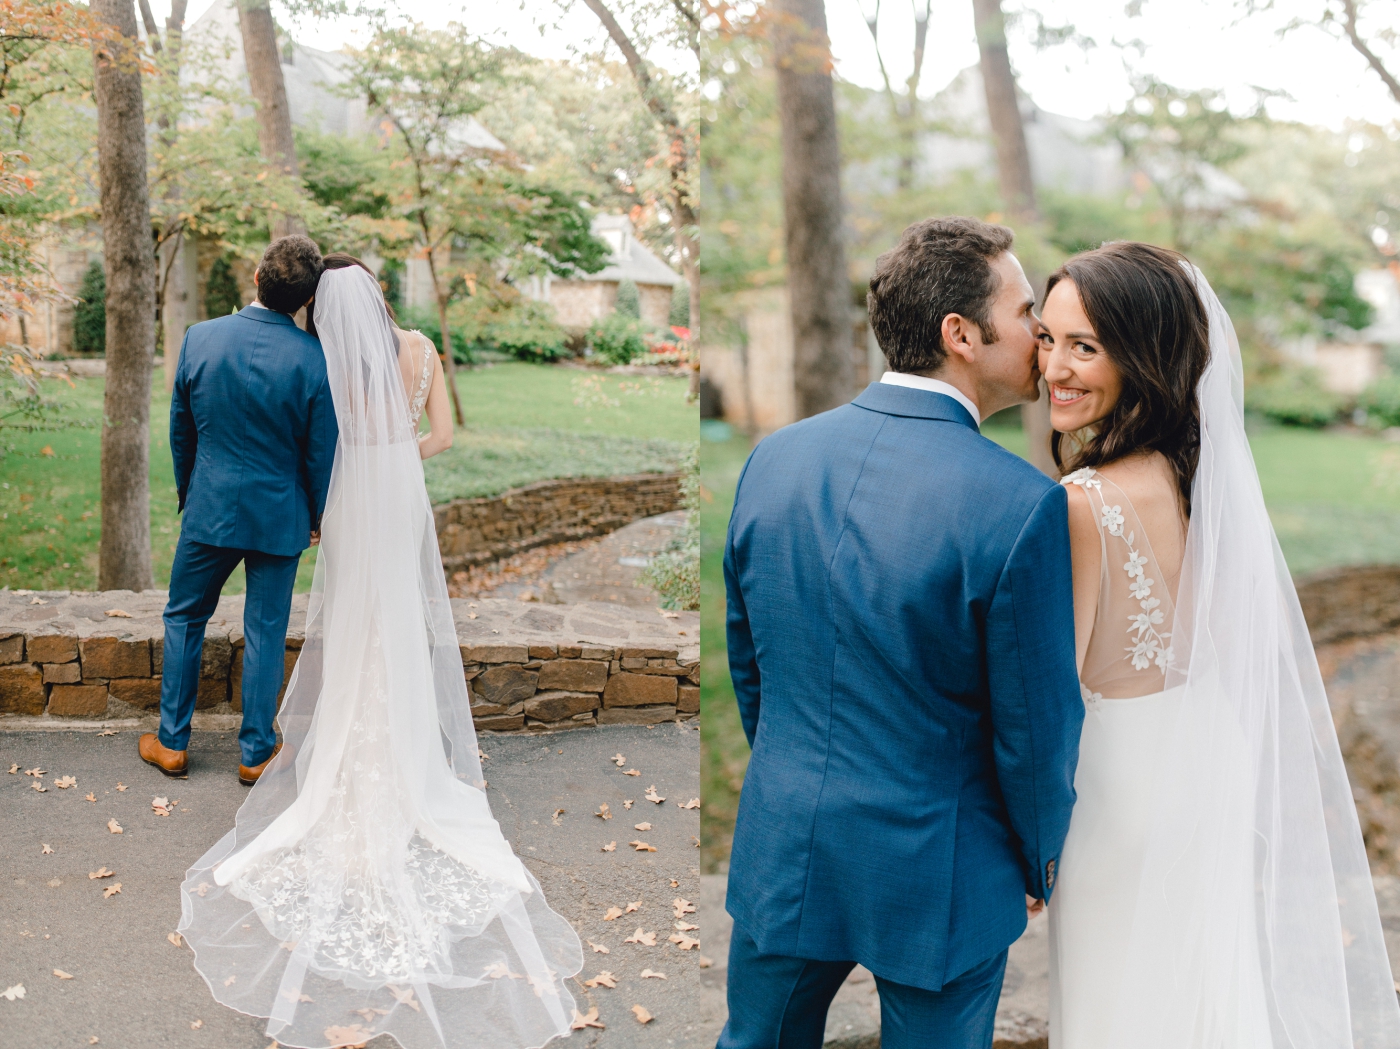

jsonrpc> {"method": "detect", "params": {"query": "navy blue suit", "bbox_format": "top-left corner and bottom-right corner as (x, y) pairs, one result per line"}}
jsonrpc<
(161, 305), (337, 766)
(721, 383), (1082, 1048)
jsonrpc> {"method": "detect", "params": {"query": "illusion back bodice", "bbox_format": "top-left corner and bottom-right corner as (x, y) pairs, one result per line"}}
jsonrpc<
(403, 331), (434, 426)
(1062, 466), (1185, 702)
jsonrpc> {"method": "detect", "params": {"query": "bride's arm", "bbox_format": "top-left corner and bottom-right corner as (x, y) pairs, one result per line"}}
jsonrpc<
(417, 346), (454, 459)
(1065, 483), (1101, 673)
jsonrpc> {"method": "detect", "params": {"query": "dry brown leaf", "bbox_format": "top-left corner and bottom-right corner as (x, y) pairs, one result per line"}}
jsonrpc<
(107, 819), (122, 834)
(551, 808), (565, 824)
(624, 928), (657, 946)
(601, 841), (617, 852)
(1, 984), (24, 1001)
(603, 906), (624, 921)
(595, 802), (612, 820)
(353, 1008), (390, 1023)
(482, 962), (524, 980)
(639, 968), (666, 979)
(280, 989), (313, 1003)
(672, 897), (696, 918)
(623, 799), (634, 809)
(115, 783), (128, 791)
(196, 882), (211, 897)
(323, 1024), (372, 1047)
(629, 840), (657, 852)
(31, 781), (47, 792)
(623, 769), (640, 776)
(24, 767), (45, 777)
(386, 984), (421, 1010)
(670, 932), (700, 950)
(678, 798), (700, 810)
(89, 867), (114, 880)
(611, 753), (626, 767)
(634, 822), (652, 831)
(670, 879), (679, 888)
(570, 1006), (605, 1030)
(98, 730), (117, 737)
(645, 786), (665, 804)
(168, 932), (183, 947)
(152, 796), (172, 816)
(587, 941), (609, 954)
(104, 609), (133, 618)
(224, 976), (236, 987)
(698, 955), (714, 968)
(582, 971), (617, 988)
(54, 775), (76, 789)
(53, 969), (73, 980)
(41, 844), (53, 854)
(675, 920), (699, 931)
(103, 883), (121, 898)
(632, 1004), (654, 1024)
(84, 792), (96, 802)
(6, 763), (17, 774)
(190, 1020), (203, 1029)
(90, 1038), (99, 1044)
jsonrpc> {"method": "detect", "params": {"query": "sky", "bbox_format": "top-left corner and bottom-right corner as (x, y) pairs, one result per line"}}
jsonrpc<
(144, 0), (1399, 131)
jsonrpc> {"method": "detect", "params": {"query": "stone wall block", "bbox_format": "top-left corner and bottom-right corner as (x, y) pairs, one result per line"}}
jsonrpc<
(200, 635), (232, 679)
(49, 684), (109, 717)
(26, 633), (77, 664)
(471, 666), (539, 707)
(42, 663), (82, 685)
(579, 645), (614, 661)
(473, 712), (526, 732)
(528, 645), (558, 660)
(603, 673), (678, 708)
(0, 633), (23, 664)
(80, 636), (151, 679)
(152, 636), (163, 675)
(463, 644), (528, 665)
(109, 678), (162, 710)
(536, 659), (608, 693)
(621, 647), (680, 660)
(597, 704), (677, 725)
(678, 685), (699, 713)
(196, 676), (228, 710)
(0, 664), (45, 714)
(558, 646), (582, 659)
(525, 690), (600, 722)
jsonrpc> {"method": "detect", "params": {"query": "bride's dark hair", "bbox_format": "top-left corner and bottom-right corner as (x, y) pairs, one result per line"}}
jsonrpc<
(304, 253), (396, 339)
(1046, 242), (1211, 510)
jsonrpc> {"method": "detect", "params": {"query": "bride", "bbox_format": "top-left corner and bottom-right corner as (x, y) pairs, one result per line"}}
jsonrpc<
(178, 259), (582, 1048)
(1039, 241), (1400, 1048)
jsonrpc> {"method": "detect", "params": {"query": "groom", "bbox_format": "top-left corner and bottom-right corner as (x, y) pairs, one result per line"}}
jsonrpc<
(721, 217), (1083, 1047)
(139, 235), (337, 784)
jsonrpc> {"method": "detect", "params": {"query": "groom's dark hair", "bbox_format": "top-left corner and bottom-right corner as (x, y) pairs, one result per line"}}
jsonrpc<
(255, 235), (324, 315)
(867, 217), (1015, 372)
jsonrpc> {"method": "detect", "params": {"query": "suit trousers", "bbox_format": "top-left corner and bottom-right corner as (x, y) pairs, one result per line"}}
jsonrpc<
(159, 534), (300, 766)
(718, 920), (1007, 1049)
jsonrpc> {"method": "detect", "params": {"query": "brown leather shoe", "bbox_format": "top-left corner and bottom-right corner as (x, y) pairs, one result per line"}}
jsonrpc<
(139, 733), (188, 778)
(238, 743), (283, 786)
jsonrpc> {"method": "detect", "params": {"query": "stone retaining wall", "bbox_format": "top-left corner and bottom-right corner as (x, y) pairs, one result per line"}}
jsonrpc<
(0, 590), (698, 732)
(433, 472), (684, 571)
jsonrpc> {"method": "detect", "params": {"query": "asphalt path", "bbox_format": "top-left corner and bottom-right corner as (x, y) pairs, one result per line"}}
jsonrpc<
(0, 722), (702, 1049)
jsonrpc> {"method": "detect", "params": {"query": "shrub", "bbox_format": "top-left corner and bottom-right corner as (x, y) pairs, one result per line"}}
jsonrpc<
(1359, 374), (1400, 428)
(72, 261), (105, 355)
(482, 299), (570, 362)
(587, 313), (649, 365)
(205, 256), (243, 318)
(400, 306), (476, 366)
(615, 278), (641, 318)
(1244, 368), (1341, 428)
(639, 446), (699, 611)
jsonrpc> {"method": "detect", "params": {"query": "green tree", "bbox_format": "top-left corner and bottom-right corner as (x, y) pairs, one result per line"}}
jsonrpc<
(205, 255), (243, 317)
(615, 277), (641, 317)
(72, 260), (105, 353)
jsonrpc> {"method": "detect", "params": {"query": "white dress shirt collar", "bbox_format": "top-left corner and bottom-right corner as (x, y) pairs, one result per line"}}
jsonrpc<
(248, 299), (267, 310)
(879, 371), (981, 425)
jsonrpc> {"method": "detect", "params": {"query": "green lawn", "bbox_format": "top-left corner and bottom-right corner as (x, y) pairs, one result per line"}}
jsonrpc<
(0, 363), (695, 595)
(700, 419), (1400, 872)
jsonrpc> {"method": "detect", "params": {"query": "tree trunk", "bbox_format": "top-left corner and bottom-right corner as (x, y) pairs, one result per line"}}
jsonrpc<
(774, 0), (853, 419)
(161, 233), (197, 392)
(425, 250), (465, 426)
(972, 0), (1038, 222)
(237, 0), (302, 238)
(93, 0), (155, 592)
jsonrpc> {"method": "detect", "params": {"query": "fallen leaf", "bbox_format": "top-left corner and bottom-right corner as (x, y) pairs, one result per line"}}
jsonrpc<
(603, 906), (624, 922)
(675, 920), (699, 932)
(31, 781), (47, 792)
(623, 768), (640, 776)
(679, 798), (700, 810)
(623, 799), (634, 809)
(196, 882), (211, 897)
(551, 808), (565, 824)
(698, 955), (714, 968)
(387, 984), (421, 1011)
(90, 1038), (99, 1044)
(24, 767), (45, 777)
(660, 610), (680, 618)
(6, 764), (16, 774)
(41, 843), (53, 854)
(612, 753), (626, 767)
(103, 883), (122, 898)
(639, 968), (667, 980)
(601, 841), (617, 852)
(168, 932), (183, 947)
(116, 783), (128, 791)
(324, 1025), (372, 1047)
(467, 612), (478, 619)
(1, 984), (23, 1001)
(632, 1004), (654, 1024)
(104, 609), (133, 618)
(352, 1008), (390, 1023)
(634, 822), (652, 831)
(39, 445), (54, 457)
(626, 900), (642, 912)
(280, 989), (314, 1003)
(98, 730), (117, 737)
(670, 879), (679, 888)
(629, 840), (657, 852)
(673, 897), (696, 918)
(582, 971), (617, 988)
(107, 818), (122, 834)
(587, 941), (610, 954)
(89, 867), (114, 880)
(624, 928), (657, 946)
(224, 976), (236, 987)
(670, 932), (700, 950)
(53, 969), (73, 980)
(482, 962), (524, 980)
(595, 802), (612, 820)
(645, 785), (665, 804)
(84, 792), (96, 802)
(570, 1006), (605, 1030)
(190, 1020), (203, 1029)
(152, 796), (172, 816)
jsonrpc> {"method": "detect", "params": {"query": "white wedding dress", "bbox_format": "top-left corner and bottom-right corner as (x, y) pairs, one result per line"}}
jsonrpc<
(178, 267), (581, 1049)
(1046, 266), (1400, 1049)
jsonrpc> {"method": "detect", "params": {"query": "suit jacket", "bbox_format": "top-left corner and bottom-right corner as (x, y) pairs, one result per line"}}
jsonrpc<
(170, 305), (337, 557)
(723, 382), (1083, 992)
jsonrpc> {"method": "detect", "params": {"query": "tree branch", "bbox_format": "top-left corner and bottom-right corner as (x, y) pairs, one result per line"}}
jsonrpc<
(136, 0), (161, 52)
(1340, 0), (1400, 105)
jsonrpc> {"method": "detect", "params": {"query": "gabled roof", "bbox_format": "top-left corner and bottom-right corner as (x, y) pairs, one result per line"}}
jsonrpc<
(582, 214), (684, 287)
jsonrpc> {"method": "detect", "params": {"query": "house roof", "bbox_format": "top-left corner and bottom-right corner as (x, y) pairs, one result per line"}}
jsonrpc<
(583, 214), (684, 287)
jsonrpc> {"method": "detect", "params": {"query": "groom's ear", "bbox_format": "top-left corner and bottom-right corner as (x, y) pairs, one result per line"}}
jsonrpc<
(940, 312), (980, 366)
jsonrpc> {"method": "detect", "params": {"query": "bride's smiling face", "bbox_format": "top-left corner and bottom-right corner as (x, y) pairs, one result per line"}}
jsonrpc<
(1038, 279), (1122, 432)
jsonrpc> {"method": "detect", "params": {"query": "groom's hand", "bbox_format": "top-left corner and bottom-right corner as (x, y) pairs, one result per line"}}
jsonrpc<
(309, 530), (321, 547)
(1026, 895), (1045, 919)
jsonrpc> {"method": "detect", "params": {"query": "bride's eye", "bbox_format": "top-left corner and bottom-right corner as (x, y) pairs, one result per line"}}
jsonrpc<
(1074, 341), (1097, 356)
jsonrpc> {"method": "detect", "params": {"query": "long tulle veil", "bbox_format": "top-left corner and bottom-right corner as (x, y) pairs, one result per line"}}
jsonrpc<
(1104, 265), (1400, 1046)
(178, 266), (581, 1049)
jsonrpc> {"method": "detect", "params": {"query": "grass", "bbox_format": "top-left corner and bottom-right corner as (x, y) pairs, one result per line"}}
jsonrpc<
(699, 417), (1400, 872)
(0, 362), (696, 595)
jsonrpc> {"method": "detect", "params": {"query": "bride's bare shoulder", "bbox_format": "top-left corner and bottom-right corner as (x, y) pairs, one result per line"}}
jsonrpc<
(1096, 451), (1183, 521)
